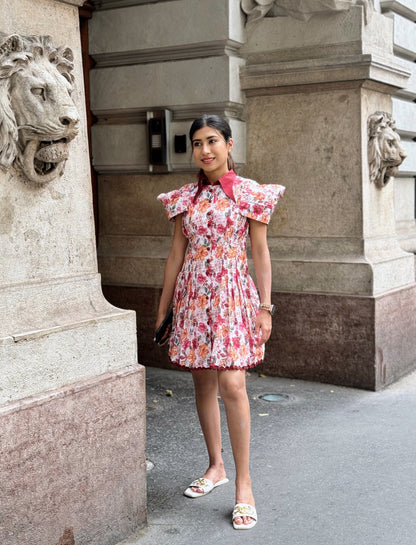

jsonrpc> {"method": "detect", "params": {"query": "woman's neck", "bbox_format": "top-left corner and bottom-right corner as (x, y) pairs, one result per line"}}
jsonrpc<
(204, 168), (229, 185)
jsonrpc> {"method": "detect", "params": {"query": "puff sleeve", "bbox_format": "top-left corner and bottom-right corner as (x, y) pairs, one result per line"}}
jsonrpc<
(157, 183), (196, 221)
(234, 179), (285, 224)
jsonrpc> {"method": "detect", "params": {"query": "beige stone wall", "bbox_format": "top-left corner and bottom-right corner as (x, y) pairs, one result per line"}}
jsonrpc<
(1, 1), (146, 543)
(89, 0), (247, 290)
(91, 3), (414, 300)
(0, 0), (140, 405)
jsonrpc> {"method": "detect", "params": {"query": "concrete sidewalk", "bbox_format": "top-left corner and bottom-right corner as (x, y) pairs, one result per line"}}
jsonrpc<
(119, 366), (416, 545)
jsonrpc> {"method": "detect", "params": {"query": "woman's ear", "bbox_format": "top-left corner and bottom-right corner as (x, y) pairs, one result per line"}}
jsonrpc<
(228, 138), (234, 152)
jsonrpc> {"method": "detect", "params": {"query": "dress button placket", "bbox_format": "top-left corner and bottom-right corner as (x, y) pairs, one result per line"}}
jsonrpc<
(206, 188), (214, 328)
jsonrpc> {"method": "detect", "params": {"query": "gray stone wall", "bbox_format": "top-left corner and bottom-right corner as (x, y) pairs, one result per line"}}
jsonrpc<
(88, 1), (416, 389)
(89, 0), (247, 287)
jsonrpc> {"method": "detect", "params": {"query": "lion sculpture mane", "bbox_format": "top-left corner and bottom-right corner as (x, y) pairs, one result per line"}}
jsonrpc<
(0, 33), (79, 184)
(368, 112), (407, 188)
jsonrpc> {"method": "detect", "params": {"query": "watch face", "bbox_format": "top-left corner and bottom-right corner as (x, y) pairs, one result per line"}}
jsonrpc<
(270, 304), (276, 316)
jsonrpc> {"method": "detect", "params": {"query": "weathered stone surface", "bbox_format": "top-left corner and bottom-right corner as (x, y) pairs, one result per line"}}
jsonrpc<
(241, 84), (414, 295)
(102, 283), (416, 391)
(261, 283), (416, 390)
(0, 366), (146, 545)
(0, 0), (140, 403)
(0, 1), (145, 542)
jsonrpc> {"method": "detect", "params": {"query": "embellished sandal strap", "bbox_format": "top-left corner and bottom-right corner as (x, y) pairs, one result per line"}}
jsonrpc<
(232, 503), (257, 520)
(189, 477), (213, 489)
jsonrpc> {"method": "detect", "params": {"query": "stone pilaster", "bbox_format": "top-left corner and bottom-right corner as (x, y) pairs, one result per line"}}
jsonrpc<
(0, 1), (145, 543)
(239, 5), (416, 389)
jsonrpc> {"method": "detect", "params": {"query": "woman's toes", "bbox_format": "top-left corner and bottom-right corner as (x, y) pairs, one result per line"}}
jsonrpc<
(191, 487), (203, 494)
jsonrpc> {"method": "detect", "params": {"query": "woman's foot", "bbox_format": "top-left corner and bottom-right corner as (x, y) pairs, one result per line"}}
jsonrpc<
(233, 479), (256, 527)
(188, 464), (227, 495)
(232, 503), (257, 530)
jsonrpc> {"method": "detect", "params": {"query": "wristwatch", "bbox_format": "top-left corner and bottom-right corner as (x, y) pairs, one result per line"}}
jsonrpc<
(259, 303), (275, 316)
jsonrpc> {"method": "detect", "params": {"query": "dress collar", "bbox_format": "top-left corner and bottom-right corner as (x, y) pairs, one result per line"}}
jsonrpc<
(195, 169), (237, 202)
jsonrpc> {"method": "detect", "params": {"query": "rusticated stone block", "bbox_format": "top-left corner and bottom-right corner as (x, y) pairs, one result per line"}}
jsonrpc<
(0, 366), (146, 545)
(106, 284), (416, 391)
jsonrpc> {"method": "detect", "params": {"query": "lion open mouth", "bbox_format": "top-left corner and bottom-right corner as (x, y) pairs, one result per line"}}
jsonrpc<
(21, 138), (70, 184)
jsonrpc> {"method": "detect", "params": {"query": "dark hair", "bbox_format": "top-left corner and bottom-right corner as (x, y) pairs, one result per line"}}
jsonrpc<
(189, 114), (235, 172)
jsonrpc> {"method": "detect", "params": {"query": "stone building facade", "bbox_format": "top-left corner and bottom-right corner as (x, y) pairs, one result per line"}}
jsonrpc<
(1, 1), (415, 544)
(87, 0), (416, 391)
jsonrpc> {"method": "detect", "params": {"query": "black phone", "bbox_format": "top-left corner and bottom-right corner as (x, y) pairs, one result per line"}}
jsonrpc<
(154, 308), (173, 346)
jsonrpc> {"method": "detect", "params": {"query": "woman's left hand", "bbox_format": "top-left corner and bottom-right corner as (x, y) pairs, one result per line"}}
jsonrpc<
(254, 310), (272, 346)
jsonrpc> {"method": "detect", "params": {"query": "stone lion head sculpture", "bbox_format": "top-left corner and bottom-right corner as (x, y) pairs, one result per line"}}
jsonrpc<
(368, 111), (407, 188)
(0, 33), (79, 184)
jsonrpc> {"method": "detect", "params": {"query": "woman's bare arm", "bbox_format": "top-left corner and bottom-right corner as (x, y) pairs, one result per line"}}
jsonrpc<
(156, 214), (188, 328)
(249, 219), (272, 346)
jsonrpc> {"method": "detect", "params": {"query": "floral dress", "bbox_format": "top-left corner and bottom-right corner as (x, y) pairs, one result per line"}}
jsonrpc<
(157, 171), (285, 370)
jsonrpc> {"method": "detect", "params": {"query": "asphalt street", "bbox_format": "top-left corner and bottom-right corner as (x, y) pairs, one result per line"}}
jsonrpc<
(119, 365), (416, 545)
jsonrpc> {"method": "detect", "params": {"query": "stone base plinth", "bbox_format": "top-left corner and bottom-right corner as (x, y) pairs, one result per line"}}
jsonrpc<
(263, 286), (416, 390)
(104, 284), (416, 390)
(0, 365), (146, 545)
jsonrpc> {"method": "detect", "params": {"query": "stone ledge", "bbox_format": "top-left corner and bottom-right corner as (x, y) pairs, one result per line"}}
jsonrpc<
(56, 0), (85, 5)
(241, 54), (411, 93)
(0, 273), (131, 339)
(0, 312), (137, 406)
(91, 0), (180, 10)
(91, 39), (243, 67)
(92, 101), (245, 125)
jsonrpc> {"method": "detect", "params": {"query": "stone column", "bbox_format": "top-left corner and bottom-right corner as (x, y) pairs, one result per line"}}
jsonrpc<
(240, 5), (416, 389)
(0, 1), (146, 544)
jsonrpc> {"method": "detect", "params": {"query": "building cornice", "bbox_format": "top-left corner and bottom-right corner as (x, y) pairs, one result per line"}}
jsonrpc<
(91, 0), (177, 10)
(92, 101), (245, 125)
(240, 54), (411, 95)
(91, 40), (243, 68)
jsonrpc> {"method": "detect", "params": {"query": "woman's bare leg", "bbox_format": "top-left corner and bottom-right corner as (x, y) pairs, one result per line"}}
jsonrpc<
(190, 370), (227, 492)
(218, 370), (255, 526)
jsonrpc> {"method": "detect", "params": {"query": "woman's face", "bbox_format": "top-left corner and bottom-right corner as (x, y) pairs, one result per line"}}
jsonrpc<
(191, 125), (233, 181)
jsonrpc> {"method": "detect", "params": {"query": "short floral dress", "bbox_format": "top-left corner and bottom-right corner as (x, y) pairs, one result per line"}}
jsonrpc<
(157, 171), (285, 370)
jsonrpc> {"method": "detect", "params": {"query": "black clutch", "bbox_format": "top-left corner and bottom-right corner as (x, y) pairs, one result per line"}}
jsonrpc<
(154, 308), (173, 346)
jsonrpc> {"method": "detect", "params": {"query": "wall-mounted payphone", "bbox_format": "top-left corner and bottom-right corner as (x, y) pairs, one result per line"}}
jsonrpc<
(147, 109), (171, 173)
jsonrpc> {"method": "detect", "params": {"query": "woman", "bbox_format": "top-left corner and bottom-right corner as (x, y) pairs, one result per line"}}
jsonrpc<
(156, 114), (285, 530)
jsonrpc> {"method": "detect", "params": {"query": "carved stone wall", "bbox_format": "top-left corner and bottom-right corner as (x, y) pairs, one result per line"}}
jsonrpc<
(0, 1), (146, 544)
(0, 33), (79, 185)
(88, 0), (246, 291)
(241, 0), (374, 22)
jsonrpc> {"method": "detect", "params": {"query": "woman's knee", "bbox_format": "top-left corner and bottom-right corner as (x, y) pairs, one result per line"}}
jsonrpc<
(192, 369), (219, 397)
(218, 371), (247, 403)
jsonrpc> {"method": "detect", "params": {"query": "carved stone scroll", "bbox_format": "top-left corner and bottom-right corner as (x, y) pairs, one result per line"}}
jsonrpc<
(241, 0), (374, 24)
(368, 112), (407, 188)
(0, 33), (79, 184)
